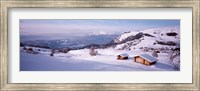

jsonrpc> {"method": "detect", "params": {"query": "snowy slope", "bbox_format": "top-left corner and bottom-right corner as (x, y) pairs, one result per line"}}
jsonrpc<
(113, 26), (180, 50)
(20, 47), (176, 71)
(113, 31), (138, 43)
(20, 26), (180, 71)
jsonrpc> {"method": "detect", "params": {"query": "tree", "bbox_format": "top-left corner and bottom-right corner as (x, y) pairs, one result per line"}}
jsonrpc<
(63, 48), (70, 53)
(26, 48), (33, 53)
(143, 47), (148, 52)
(50, 49), (55, 56)
(173, 60), (180, 71)
(169, 51), (179, 63)
(89, 46), (98, 56)
(152, 50), (158, 58)
(169, 50), (180, 70)
(25, 47), (38, 54)
(23, 47), (27, 50)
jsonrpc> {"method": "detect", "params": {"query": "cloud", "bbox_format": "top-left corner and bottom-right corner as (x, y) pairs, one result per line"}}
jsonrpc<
(20, 23), (134, 35)
(20, 20), (180, 35)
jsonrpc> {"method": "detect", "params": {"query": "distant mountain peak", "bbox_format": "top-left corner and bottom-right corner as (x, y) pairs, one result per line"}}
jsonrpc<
(89, 31), (111, 36)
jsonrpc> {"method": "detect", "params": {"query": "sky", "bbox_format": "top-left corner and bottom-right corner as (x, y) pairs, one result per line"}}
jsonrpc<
(20, 19), (180, 35)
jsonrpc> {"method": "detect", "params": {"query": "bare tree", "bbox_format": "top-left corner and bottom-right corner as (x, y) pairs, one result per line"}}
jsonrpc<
(173, 60), (180, 71)
(60, 48), (70, 53)
(89, 46), (98, 56)
(143, 47), (148, 52)
(169, 50), (180, 70)
(23, 46), (27, 50)
(152, 50), (158, 58)
(169, 50), (180, 63)
(50, 49), (55, 56)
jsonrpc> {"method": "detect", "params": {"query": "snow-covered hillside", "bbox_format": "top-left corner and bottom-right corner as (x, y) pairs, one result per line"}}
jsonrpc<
(20, 47), (177, 71)
(113, 26), (180, 51)
(20, 26), (180, 71)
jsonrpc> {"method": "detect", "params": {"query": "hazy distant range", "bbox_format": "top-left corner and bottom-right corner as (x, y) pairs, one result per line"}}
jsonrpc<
(20, 33), (119, 49)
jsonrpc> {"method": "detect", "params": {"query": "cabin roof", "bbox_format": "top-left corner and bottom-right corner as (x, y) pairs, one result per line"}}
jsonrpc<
(135, 54), (157, 62)
(118, 53), (129, 57)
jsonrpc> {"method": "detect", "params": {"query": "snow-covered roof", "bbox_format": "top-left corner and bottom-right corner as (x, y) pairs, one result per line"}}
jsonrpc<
(135, 54), (157, 62)
(118, 53), (129, 57)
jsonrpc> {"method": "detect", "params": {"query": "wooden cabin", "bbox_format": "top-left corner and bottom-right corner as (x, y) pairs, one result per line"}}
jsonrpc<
(133, 54), (157, 66)
(117, 53), (129, 60)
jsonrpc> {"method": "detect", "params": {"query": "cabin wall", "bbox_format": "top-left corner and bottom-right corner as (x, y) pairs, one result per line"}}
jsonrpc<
(134, 57), (153, 66)
(135, 57), (145, 64)
(144, 60), (150, 65)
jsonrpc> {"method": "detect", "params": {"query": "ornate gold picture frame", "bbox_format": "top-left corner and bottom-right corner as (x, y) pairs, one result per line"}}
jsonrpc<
(0, 0), (199, 90)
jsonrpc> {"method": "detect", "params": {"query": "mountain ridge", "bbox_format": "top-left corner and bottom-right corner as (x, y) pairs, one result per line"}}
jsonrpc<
(20, 26), (180, 51)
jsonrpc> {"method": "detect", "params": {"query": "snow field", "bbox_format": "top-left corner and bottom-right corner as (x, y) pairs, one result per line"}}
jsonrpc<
(21, 47), (176, 71)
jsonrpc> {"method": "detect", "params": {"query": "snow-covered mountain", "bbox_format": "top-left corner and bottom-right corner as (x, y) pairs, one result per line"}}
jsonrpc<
(20, 26), (180, 71)
(112, 26), (180, 51)
(20, 26), (180, 52)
